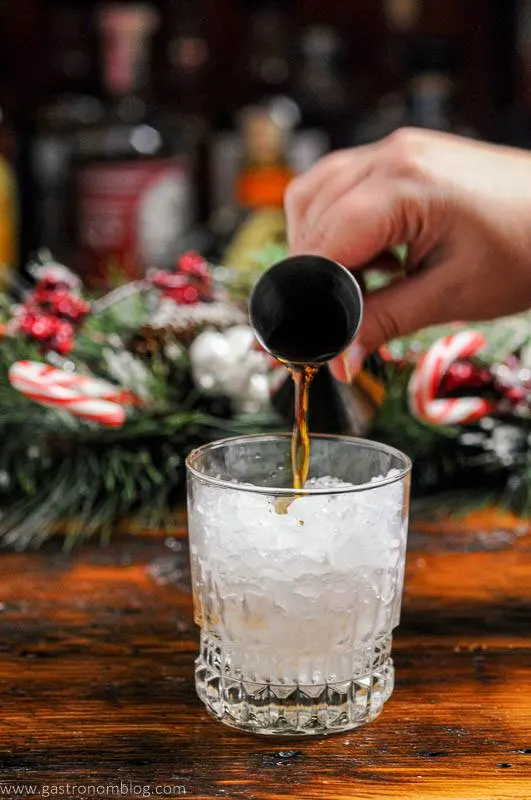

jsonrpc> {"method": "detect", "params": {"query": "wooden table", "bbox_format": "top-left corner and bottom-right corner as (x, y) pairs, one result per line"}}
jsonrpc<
(1, 511), (531, 800)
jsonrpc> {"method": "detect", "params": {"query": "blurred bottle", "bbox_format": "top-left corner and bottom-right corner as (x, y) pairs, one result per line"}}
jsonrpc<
(355, 38), (470, 143)
(354, 91), (406, 145)
(406, 40), (462, 132)
(217, 104), (295, 295)
(209, 4), (328, 235)
(382, 0), (421, 33)
(240, 0), (292, 109)
(236, 104), (294, 211)
(32, 6), (103, 260)
(240, 3), (334, 165)
(0, 107), (18, 283)
(293, 25), (352, 148)
(159, 0), (212, 222)
(70, 3), (195, 288)
(493, 0), (531, 147)
(208, 1), (332, 263)
(209, 0), (288, 217)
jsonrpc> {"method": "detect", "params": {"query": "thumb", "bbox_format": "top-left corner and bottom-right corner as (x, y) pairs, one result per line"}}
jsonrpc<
(356, 266), (452, 353)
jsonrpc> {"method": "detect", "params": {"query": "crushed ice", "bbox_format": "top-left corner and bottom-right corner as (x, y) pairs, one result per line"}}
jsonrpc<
(188, 466), (407, 682)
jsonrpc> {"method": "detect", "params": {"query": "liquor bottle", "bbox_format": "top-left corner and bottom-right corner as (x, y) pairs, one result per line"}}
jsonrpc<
(492, 0), (531, 147)
(31, 6), (103, 261)
(0, 106), (17, 283)
(213, 101), (329, 224)
(240, 2), (332, 166)
(235, 104), (294, 211)
(355, 38), (469, 144)
(382, 0), (421, 32)
(240, 0), (292, 108)
(216, 103), (294, 279)
(210, 0), (329, 228)
(406, 40), (460, 132)
(70, 3), (195, 288)
(293, 25), (352, 149)
(159, 0), (212, 224)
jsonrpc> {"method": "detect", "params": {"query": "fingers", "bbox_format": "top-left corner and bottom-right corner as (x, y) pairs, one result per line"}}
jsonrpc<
(284, 128), (531, 356)
(286, 129), (438, 268)
(299, 161), (375, 238)
(288, 180), (421, 268)
(356, 264), (452, 353)
(285, 142), (382, 257)
(285, 151), (354, 237)
(284, 129), (456, 352)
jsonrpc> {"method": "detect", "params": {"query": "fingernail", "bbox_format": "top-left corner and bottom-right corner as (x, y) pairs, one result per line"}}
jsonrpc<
(329, 342), (366, 384)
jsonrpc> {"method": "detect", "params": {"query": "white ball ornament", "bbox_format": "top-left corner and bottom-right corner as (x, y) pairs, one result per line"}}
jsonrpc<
(189, 330), (233, 393)
(189, 326), (271, 412)
(224, 325), (256, 359)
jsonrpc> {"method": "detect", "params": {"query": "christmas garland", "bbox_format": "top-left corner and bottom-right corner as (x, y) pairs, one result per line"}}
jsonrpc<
(0, 252), (280, 548)
(0, 250), (529, 549)
(371, 319), (531, 516)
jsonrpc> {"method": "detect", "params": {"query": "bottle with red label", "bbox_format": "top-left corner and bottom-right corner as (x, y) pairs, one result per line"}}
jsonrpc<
(70, 3), (195, 289)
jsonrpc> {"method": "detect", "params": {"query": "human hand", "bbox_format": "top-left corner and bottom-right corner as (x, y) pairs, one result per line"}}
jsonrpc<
(285, 128), (531, 364)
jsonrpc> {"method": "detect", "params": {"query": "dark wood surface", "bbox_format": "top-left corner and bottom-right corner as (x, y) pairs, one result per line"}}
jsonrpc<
(1, 510), (531, 799)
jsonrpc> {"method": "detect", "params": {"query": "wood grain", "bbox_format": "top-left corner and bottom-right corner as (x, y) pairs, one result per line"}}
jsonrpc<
(0, 513), (530, 799)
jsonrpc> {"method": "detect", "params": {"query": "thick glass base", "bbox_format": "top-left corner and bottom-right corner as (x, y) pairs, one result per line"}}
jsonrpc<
(195, 632), (394, 736)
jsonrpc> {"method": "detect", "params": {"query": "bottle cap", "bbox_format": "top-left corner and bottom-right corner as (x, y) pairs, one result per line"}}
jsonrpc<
(249, 254), (363, 365)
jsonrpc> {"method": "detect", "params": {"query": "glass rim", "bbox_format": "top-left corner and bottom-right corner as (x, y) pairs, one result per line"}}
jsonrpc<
(186, 432), (412, 496)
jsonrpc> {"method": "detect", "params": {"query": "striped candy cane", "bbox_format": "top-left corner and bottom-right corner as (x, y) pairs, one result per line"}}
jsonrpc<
(408, 331), (495, 425)
(9, 360), (128, 428)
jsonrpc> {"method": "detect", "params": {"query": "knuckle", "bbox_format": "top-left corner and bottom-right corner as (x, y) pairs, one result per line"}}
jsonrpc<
(386, 126), (419, 149)
(316, 147), (352, 170)
(383, 127), (430, 180)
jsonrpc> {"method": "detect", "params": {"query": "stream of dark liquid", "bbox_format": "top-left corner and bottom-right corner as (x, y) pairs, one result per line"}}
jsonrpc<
(288, 364), (319, 489)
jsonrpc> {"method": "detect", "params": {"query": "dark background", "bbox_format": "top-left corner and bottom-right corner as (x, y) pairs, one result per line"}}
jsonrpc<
(0, 0), (525, 267)
(0, 0), (517, 127)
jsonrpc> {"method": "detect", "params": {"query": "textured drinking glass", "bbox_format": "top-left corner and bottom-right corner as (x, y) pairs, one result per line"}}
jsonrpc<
(186, 433), (411, 736)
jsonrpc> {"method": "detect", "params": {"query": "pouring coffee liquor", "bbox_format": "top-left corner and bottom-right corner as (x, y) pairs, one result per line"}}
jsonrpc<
(187, 253), (411, 736)
(249, 255), (363, 488)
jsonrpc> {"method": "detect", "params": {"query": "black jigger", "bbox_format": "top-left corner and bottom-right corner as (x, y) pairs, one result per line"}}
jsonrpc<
(249, 255), (363, 364)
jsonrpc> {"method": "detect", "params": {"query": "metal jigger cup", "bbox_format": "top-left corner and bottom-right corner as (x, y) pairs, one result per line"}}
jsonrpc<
(249, 255), (364, 365)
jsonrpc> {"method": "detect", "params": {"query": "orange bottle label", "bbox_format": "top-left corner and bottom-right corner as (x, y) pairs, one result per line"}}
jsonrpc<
(0, 157), (16, 276)
(236, 166), (294, 209)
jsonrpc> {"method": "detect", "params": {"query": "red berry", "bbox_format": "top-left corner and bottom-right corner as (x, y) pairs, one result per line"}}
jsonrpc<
(506, 387), (527, 405)
(151, 271), (188, 289)
(442, 361), (493, 394)
(150, 270), (172, 288)
(55, 297), (74, 317)
(30, 315), (58, 340)
(33, 288), (50, 304)
(56, 320), (73, 337)
(179, 251), (206, 275)
(52, 321), (75, 354)
(45, 290), (89, 321)
(54, 337), (74, 354)
(180, 285), (199, 304)
(185, 285), (199, 304)
(20, 314), (35, 335)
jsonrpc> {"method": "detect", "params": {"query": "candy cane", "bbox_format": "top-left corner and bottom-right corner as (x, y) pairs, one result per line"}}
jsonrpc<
(9, 360), (128, 428)
(408, 331), (495, 425)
